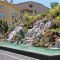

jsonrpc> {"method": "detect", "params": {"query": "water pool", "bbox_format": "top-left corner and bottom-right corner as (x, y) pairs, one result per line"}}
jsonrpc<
(0, 42), (60, 56)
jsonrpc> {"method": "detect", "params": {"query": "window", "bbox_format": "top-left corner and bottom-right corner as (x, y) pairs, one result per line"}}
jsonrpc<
(20, 10), (24, 13)
(12, 13), (15, 18)
(29, 10), (33, 13)
(12, 13), (17, 18)
(29, 4), (33, 8)
(0, 5), (4, 9)
(35, 10), (36, 13)
(0, 13), (4, 18)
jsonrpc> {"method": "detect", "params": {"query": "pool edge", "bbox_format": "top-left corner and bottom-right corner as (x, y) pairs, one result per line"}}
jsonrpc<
(0, 46), (60, 60)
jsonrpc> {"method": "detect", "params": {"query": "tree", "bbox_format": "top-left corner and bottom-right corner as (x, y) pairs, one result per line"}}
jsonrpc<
(3, 21), (8, 34)
(48, 5), (60, 18)
(0, 20), (9, 35)
(17, 30), (25, 44)
(23, 13), (31, 28)
(51, 2), (59, 8)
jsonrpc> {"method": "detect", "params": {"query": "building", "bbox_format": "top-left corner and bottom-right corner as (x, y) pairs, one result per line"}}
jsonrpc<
(15, 1), (49, 16)
(0, 0), (20, 26)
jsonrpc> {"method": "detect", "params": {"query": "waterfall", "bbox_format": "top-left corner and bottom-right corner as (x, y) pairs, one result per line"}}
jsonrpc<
(26, 20), (44, 38)
(26, 19), (53, 42)
(6, 25), (22, 41)
(6, 19), (52, 45)
(44, 20), (51, 29)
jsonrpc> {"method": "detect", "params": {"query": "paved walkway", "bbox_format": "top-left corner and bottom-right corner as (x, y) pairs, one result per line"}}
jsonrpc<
(0, 50), (39, 60)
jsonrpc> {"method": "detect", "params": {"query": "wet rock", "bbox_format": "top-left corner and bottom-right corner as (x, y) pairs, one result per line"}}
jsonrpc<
(55, 38), (60, 48)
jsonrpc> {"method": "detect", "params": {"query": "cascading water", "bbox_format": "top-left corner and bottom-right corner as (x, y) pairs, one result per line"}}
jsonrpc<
(6, 25), (22, 41)
(24, 20), (52, 45)
(26, 21), (41, 37)
(44, 20), (51, 29)
(6, 19), (52, 46)
(26, 21), (44, 37)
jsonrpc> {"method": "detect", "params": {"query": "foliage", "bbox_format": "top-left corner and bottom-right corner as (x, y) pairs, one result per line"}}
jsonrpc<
(0, 20), (9, 35)
(55, 16), (60, 20)
(51, 2), (59, 8)
(48, 5), (60, 18)
(23, 13), (42, 29)
(23, 13), (32, 29)
(22, 2), (60, 31)
(53, 28), (60, 31)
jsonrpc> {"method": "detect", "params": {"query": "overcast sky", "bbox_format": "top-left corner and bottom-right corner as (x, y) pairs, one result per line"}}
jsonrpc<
(8, 0), (60, 8)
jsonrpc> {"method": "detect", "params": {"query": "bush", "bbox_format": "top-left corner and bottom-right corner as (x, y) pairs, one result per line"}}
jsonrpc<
(48, 5), (60, 18)
(0, 20), (9, 35)
(23, 13), (42, 29)
(56, 16), (60, 20)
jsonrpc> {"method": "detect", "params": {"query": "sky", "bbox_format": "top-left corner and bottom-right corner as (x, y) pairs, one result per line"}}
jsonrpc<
(8, 0), (60, 8)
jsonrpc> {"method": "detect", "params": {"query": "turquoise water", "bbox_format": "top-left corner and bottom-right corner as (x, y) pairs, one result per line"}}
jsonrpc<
(0, 42), (60, 56)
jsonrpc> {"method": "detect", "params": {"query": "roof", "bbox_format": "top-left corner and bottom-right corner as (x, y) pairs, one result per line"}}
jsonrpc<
(14, 1), (49, 11)
(0, 1), (20, 10)
(16, 1), (49, 8)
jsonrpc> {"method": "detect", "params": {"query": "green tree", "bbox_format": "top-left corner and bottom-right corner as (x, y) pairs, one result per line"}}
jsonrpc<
(51, 2), (59, 8)
(4, 21), (8, 34)
(23, 13), (32, 28)
(0, 20), (9, 35)
(48, 5), (60, 18)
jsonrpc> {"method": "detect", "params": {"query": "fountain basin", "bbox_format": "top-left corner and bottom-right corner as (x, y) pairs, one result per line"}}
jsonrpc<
(0, 42), (60, 60)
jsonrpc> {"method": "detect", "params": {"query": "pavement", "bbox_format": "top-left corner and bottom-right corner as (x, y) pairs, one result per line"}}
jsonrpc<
(0, 50), (39, 60)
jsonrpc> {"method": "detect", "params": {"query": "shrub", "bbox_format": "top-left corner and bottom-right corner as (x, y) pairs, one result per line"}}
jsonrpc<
(0, 20), (9, 35)
(48, 5), (60, 18)
(55, 16), (60, 20)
